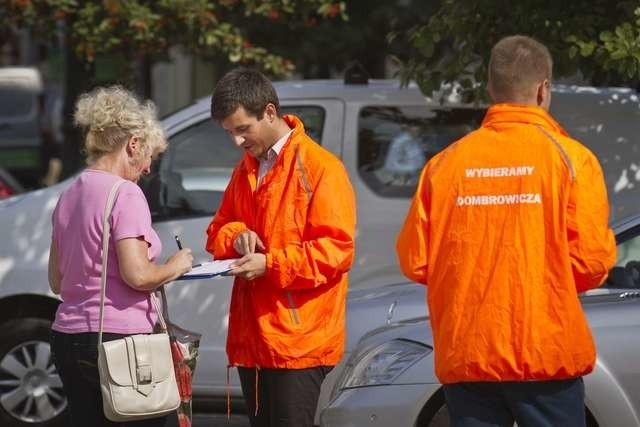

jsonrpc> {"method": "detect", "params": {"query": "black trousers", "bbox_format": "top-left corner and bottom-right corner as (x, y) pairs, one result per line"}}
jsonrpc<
(50, 330), (175, 427)
(443, 378), (586, 427)
(238, 366), (333, 427)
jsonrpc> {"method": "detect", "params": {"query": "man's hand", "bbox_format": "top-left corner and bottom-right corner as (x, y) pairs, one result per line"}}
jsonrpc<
(229, 253), (266, 280)
(233, 230), (266, 255)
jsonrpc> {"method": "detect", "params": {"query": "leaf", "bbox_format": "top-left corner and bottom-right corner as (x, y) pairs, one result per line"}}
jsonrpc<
(611, 49), (627, 60)
(627, 60), (637, 79)
(414, 33), (435, 58)
(615, 23), (632, 40)
(568, 45), (578, 59)
(229, 51), (242, 62)
(600, 31), (613, 42)
(580, 43), (595, 57)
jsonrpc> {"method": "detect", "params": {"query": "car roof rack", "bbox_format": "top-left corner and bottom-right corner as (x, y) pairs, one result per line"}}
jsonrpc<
(344, 61), (369, 85)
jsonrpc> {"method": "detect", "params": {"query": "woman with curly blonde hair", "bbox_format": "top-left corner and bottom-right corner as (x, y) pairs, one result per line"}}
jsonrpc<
(48, 86), (193, 426)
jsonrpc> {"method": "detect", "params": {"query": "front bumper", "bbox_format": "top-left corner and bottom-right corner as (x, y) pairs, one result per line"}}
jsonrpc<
(320, 383), (440, 427)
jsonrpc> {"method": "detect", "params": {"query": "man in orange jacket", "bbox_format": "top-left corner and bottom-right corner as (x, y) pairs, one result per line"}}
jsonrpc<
(206, 68), (356, 427)
(397, 35), (616, 426)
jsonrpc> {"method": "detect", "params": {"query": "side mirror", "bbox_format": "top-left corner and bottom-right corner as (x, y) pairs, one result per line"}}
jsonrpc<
(624, 261), (640, 286)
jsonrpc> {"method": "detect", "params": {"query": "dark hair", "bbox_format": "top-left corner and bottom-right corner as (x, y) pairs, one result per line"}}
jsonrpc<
(210, 68), (280, 121)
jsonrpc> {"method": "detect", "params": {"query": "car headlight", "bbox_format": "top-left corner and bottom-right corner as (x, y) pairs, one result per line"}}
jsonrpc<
(336, 339), (432, 390)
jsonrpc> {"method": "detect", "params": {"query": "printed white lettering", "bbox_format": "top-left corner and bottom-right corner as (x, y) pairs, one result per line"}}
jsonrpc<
(464, 166), (535, 179)
(456, 193), (542, 206)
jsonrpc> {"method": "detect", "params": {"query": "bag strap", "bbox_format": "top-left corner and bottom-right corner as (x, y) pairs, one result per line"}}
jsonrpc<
(97, 180), (167, 346)
(159, 286), (171, 324)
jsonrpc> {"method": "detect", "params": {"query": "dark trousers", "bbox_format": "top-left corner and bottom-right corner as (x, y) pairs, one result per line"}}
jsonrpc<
(443, 378), (586, 427)
(50, 330), (174, 427)
(238, 366), (333, 427)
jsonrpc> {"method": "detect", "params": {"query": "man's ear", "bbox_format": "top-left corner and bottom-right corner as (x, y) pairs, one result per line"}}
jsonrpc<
(264, 103), (277, 123)
(536, 83), (544, 106)
(536, 79), (550, 107)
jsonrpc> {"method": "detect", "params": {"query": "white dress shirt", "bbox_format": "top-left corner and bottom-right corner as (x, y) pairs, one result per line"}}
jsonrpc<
(258, 130), (292, 186)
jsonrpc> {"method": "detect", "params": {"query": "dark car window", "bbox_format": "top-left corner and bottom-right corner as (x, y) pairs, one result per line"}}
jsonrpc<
(281, 106), (324, 142)
(605, 228), (640, 289)
(358, 106), (485, 198)
(0, 87), (36, 118)
(141, 106), (325, 221)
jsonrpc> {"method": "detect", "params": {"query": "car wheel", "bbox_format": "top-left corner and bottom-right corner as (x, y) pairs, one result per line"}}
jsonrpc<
(0, 318), (66, 426)
(417, 388), (449, 427)
(425, 403), (449, 426)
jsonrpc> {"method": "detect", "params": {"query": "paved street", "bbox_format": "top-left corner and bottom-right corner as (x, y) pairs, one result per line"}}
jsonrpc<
(193, 412), (250, 426)
(161, 412), (250, 427)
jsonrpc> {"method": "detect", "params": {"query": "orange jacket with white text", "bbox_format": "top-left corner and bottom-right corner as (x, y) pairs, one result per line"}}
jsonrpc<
(206, 115), (356, 369)
(397, 104), (616, 383)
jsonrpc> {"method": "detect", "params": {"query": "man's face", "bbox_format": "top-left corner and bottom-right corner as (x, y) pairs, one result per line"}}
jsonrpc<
(220, 106), (273, 158)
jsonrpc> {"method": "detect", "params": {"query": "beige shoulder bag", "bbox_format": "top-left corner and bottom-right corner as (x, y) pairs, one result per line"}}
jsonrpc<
(97, 180), (180, 422)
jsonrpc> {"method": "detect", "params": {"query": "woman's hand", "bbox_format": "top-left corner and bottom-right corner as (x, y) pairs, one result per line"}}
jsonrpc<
(166, 249), (194, 277)
(117, 237), (193, 290)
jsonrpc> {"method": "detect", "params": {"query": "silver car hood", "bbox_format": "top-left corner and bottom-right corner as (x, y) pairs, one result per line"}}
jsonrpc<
(349, 287), (638, 352)
(345, 282), (426, 350)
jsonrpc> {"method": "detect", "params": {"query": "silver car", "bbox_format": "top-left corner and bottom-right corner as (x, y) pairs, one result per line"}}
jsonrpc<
(0, 79), (639, 427)
(321, 214), (640, 427)
(0, 79), (481, 427)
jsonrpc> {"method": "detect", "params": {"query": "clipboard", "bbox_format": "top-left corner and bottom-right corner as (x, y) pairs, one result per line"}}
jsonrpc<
(175, 259), (238, 281)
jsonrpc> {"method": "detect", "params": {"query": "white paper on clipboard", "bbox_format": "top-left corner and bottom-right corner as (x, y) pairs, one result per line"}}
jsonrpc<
(176, 259), (239, 280)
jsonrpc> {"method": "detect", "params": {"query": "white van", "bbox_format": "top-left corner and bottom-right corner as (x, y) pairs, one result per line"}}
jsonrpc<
(0, 67), (45, 189)
(0, 79), (638, 427)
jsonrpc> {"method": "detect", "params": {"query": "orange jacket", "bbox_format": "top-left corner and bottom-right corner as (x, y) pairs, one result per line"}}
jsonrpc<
(397, 104), (616, 383)
(206, 115), (356, 369)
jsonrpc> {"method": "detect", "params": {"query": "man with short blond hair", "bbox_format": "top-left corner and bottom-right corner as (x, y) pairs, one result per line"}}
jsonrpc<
(488, 35), (553, 104)
(397, 35), (616, 426)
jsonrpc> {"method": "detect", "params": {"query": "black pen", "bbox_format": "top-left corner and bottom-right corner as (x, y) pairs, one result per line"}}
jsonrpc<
(175, 235), (201, 269)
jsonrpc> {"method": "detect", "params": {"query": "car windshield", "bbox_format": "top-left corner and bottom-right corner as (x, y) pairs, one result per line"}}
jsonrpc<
(0, 87), (36, 118)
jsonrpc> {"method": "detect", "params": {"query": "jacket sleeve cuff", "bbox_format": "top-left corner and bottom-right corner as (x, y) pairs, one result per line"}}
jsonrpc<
(207, 222), (248, 259)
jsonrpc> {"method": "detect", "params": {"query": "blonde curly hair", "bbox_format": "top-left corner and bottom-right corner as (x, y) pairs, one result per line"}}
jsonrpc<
(74, 85), (167, 164)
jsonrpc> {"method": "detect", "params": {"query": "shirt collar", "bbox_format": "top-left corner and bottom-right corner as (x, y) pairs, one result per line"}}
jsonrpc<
(271, 129), (292, 157)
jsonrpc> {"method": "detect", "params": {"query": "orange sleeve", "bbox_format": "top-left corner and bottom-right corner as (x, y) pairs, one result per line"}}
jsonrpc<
(205, 172), (248, 259)
(567, 152), (617, 292)
(265, 162), (356, 290)
(396, 165), (430, 285)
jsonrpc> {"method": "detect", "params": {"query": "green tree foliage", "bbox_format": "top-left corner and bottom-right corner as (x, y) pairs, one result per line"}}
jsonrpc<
(241, 0), (432, 79)
(395, 0), (640, 100)
(0, 0), (344, 180)
(1, 0), (344, 78)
